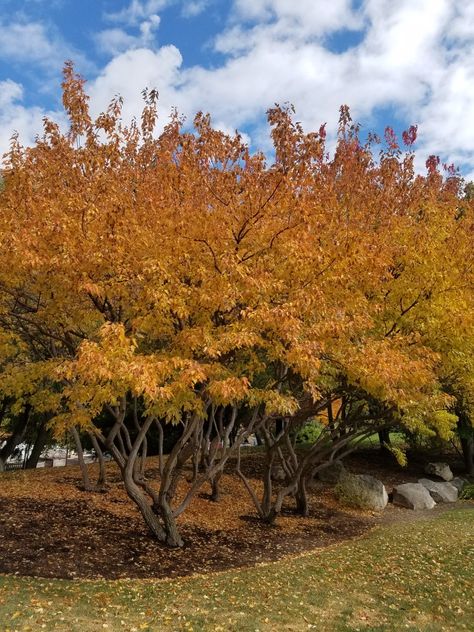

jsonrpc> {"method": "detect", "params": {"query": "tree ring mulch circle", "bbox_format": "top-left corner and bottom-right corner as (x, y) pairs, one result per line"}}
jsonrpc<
(0, 497), (372, 580)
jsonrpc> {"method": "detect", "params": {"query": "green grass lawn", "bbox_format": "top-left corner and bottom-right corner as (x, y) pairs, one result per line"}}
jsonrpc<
(0, 507), (472, 631)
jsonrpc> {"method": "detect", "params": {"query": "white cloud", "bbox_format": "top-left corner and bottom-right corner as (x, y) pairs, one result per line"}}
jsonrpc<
(83, 0), (474, 176)
(3, 0), (474, 179)
(108, 0), (205, 24)
(99, 1), (165, 56)
(409, 2), (474, 171)
(140, 14), (161, 39)
(88, 46), (184, 122)
(231, 0), (363, 38)
(0, 80), (23, 109)
(96, 28), (140, 56)
(0, 20), (60, 67)
(0, 80), (64, 155)
(106, 0), (171, 25)
(0, 17), (93, 77)
(97, 15), (161, 55)
(181, 1), (209, 18)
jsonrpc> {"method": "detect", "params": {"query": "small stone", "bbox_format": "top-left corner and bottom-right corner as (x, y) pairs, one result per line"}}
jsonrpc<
(418, 478), (458, 503)
(424, 462), (453, 481)
(393, 483), (436, 510)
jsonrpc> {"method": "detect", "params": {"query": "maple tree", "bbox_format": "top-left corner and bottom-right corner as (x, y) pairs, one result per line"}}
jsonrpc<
(0, 63), (473, 545)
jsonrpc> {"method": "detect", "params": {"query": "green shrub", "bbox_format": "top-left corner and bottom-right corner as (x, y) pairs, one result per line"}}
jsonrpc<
(296, 420), (323, 444)
(460, 483), (474, 500)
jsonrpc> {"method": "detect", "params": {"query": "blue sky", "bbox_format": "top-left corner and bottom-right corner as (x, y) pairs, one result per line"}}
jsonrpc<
(1, 1), (474, 178)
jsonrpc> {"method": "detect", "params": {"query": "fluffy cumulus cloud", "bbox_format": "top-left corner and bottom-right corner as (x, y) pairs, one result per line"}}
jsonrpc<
(96, 15), (161, 56)
(408, 2), (474, 172)
(0, 20), (58, 65)
(98, 0), (165, 56)
(181, 1), (209, 18)
(230, 0), (363, 38)
(105, 0), (172, 25)
(2, 0), (474, 176)
(0, 15), (86, 152)
(0, 80), (64, 152)
(0, 17), (87, 71)
(88, 46), (184, 120)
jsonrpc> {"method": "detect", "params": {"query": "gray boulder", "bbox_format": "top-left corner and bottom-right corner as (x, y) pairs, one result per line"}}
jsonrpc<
(450, 477), (468, 492)
(317, 460), (347, 485)
(393, 483), (436, 510)
(418, 478), (458, 503)
(424, 462), (453, 481)
(337, 473), (388, 510)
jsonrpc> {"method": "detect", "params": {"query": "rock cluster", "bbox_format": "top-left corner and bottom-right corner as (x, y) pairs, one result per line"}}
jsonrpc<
(319, 460), (468, 512)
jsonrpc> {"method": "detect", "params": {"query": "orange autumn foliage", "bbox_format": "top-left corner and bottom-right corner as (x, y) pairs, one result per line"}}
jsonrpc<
(0, 63), (473, 539)
(0, 63), (472, 433)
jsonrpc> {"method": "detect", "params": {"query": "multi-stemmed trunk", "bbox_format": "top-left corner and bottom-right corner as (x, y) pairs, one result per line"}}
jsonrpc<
(237, 410), (386, 525)
(91, 397), (263, 546)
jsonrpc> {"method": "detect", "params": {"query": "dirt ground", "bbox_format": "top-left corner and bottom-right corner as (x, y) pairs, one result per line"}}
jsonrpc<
(0, 449), (470, 580)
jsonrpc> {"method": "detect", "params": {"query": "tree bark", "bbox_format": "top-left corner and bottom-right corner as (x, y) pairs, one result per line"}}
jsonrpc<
(295, 476), (309, 516)
(122, 414), (180, 545)
(378, 428), (391, 452)
(89, 433), (107, 488)
(122, 466), (168, 542)
(25, 421), (50, 469)
(71, 426), (93, 491)
(159, 497), (184, 547)
(210, 470), (222, 502)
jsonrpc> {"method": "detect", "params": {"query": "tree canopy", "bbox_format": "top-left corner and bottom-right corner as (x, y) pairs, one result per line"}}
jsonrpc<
(0, 63), (473, 543)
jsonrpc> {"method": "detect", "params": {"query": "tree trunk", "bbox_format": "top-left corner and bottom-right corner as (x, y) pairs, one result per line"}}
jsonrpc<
(295, 476), (309, 516)
(122, 466), (168, 542)
(457, 416), (474, 476)
(210, 470), (222, 502)
(460, 434), (474, 476)
(89, 433), (107, 488)
(139, 436), (148, 479)
(0, 405), (31, 471)
(378, 428), (391, 451)
(126, 413), (183, 546)
(275, 418), (284, 435)
(71, 426), (93, 491)
(159, 498), (184, 547)
(25, 422), (49, 469)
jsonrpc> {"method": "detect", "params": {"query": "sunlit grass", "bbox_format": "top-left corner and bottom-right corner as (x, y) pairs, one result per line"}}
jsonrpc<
(0, 507), (472, 631)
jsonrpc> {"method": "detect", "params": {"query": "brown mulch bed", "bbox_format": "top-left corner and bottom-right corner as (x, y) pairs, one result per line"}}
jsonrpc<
(0, 449), (468, 581)
(0, 496), (371, 580)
